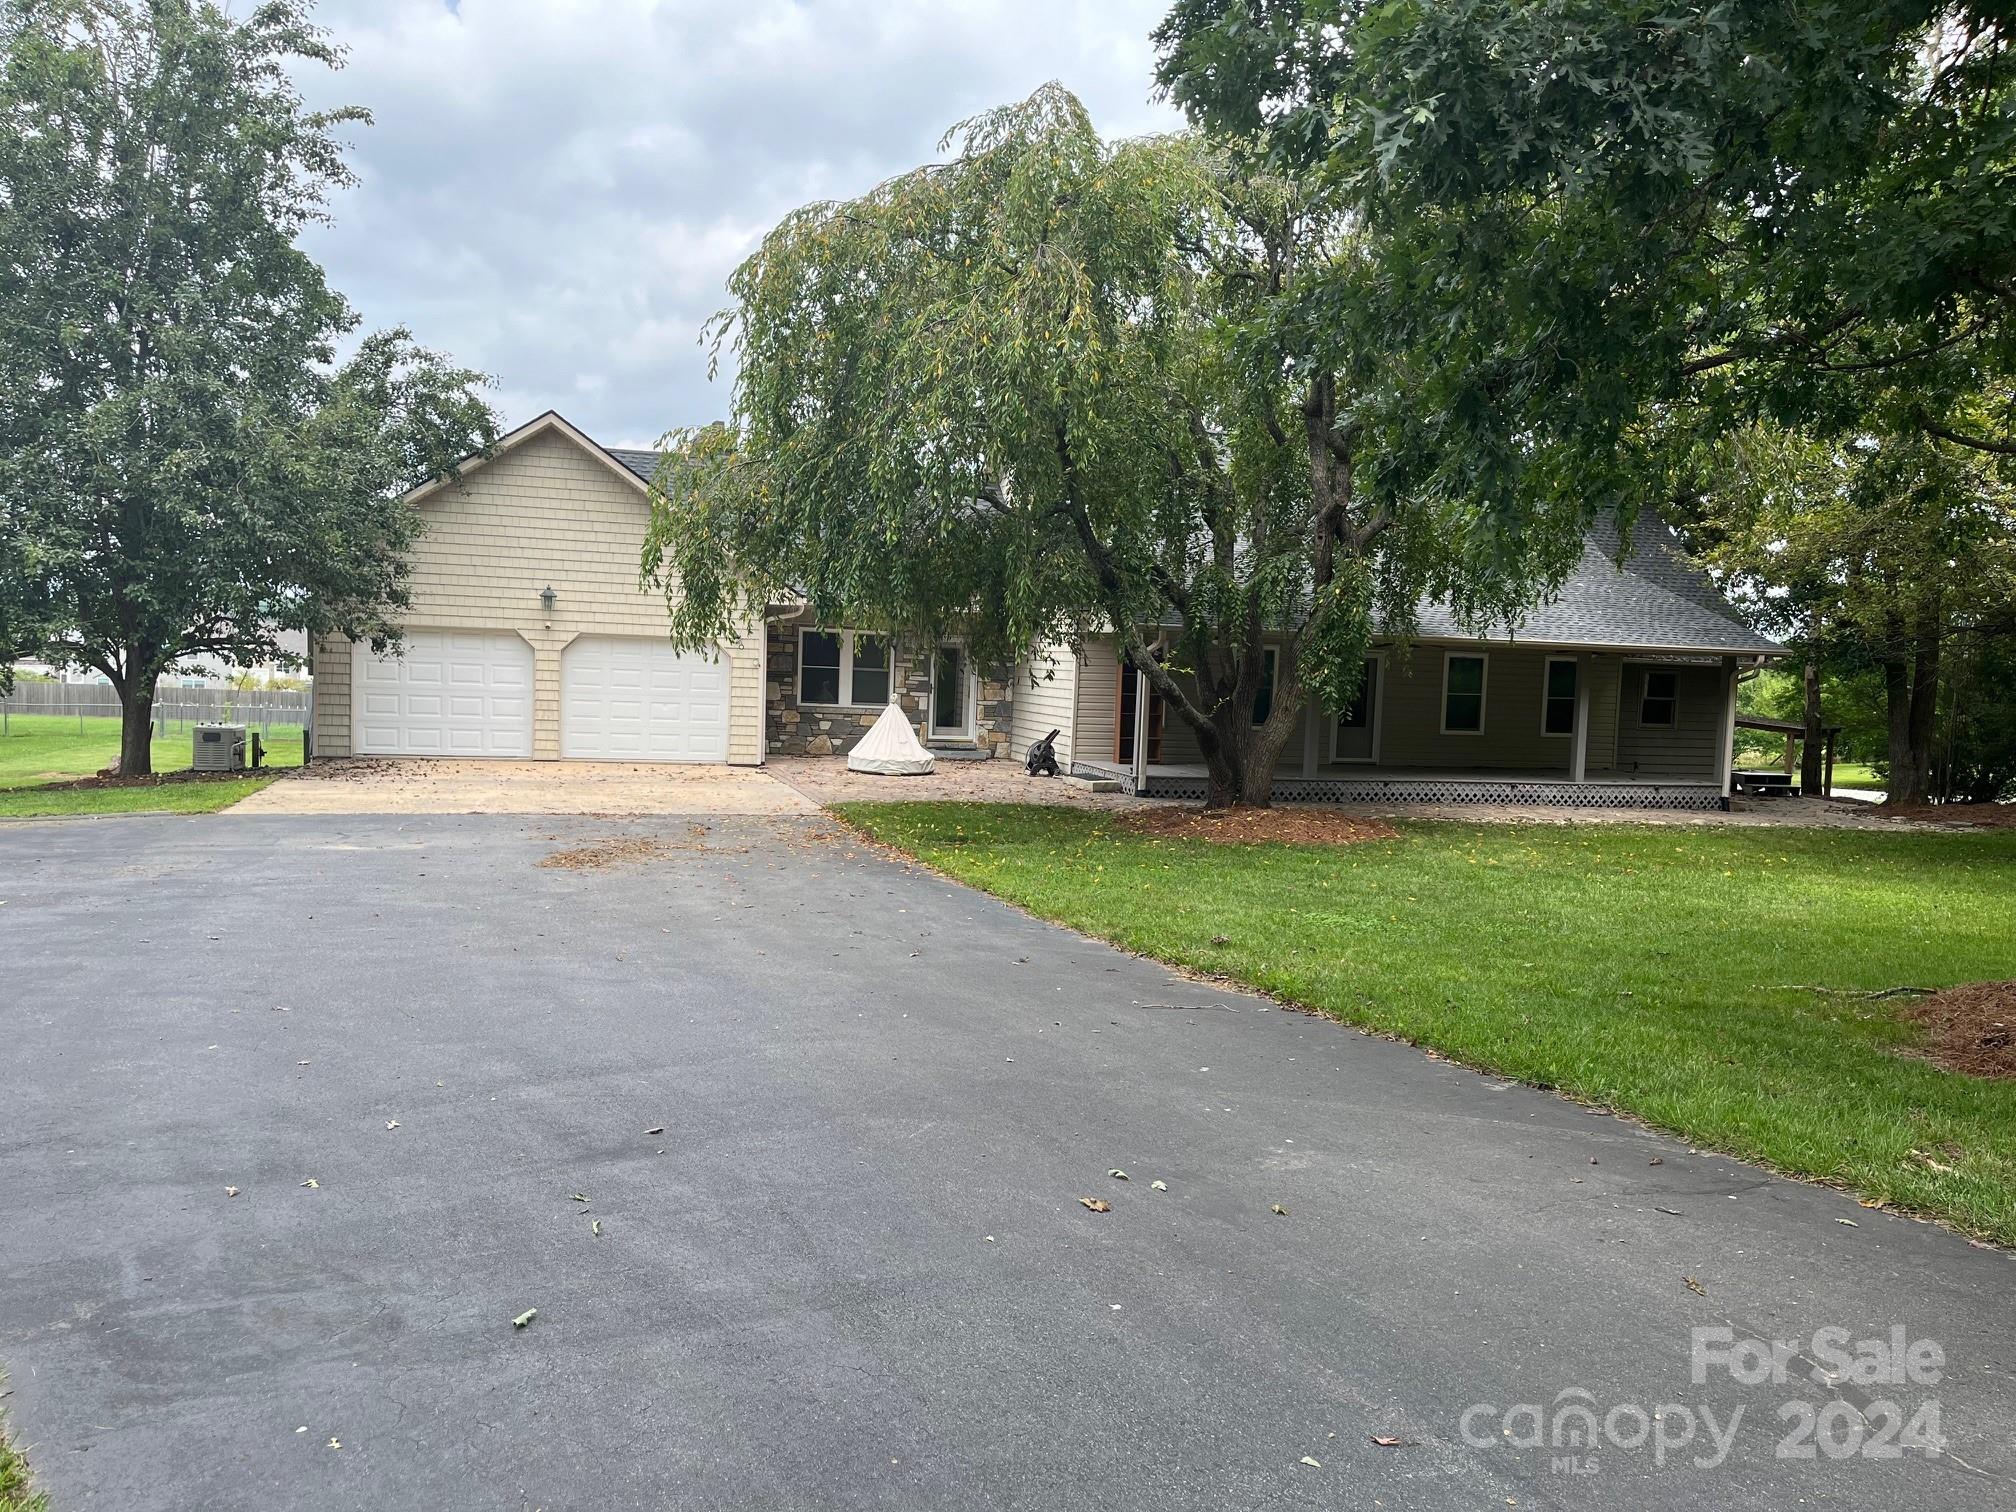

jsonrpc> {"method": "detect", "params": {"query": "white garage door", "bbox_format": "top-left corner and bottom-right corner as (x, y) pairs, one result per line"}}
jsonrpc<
(562, 636), (730, 762)
(353, 631), (533, 756)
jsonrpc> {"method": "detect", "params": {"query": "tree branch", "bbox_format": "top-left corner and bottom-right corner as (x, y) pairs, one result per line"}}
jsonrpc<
(1918, 414), (2016, 456)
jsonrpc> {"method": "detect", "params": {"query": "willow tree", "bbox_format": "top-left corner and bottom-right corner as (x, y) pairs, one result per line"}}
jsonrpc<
(647, 86), (1567, 806)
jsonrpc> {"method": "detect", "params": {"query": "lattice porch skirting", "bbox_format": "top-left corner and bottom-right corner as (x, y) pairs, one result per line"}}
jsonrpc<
(1073, 765), (1726, 811)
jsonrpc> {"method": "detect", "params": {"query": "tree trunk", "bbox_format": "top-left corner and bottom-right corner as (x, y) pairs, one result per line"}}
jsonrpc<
(1907, 610), (1941, 803)
(1883, 655), (1920, 803)
(117, 679), (156, 778)
(1799, 649), (1825, 795)
(1197, 696), (1299, 809)
(1882, 594), (1943, 805)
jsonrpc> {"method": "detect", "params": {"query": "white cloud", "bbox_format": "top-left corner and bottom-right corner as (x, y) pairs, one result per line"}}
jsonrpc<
(297, 0), (1182, 446)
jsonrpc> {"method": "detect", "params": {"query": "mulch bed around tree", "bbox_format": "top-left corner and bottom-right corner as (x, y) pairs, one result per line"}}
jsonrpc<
(1903, 982), (2016, 1079)
(1115, 806), (1400, 846)
(27, 767), (253, 793)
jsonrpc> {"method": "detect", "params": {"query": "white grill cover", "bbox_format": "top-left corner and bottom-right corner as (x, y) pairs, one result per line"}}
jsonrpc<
(846, 702), (936, 775)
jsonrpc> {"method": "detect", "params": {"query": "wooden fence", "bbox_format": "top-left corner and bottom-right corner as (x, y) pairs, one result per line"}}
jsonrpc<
(1, 681), (308, 731)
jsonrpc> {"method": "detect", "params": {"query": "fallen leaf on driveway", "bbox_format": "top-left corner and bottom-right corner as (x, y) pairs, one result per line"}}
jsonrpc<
(385, 1121), (399, 1130)
(569, 1193), (589, 1203)
(1151, 1180), (1168, 1192)
(1648, 1157), (1663, 1166)
(224, 1186), (239, 1198)
(326, 1437), (341, 1450)
(301, 1178), (319, 1189)
(1108, 1170), (1129, 1181)
(512, 1309), (537, 1329)
(1078, 1197), (1111, 1213)
(1835, 1218), (1858, 1227)
(1298, 1456), (1321, 1468)
(1684, 1276), (1707, 1297)
(645, 1127), (664, 1135)
(1271, 1204), (1290, 1217)
(1371, 1436), (1406, 1447)
(1655, 1207), (1683, 1216)
(590, 1219), (603, 1238)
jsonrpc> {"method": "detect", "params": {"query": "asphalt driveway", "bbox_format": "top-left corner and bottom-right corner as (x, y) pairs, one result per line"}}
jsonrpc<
(1, 812), (2010, 1511)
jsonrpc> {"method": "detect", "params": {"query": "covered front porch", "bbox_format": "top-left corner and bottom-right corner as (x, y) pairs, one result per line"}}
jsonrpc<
(1069, 760), (1728, 810)
(1068, 638), (1742, 812)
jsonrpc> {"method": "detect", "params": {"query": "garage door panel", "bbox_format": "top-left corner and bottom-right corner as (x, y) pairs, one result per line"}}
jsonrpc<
(352, 631), (533, 757)
(561, 636), (730, 762)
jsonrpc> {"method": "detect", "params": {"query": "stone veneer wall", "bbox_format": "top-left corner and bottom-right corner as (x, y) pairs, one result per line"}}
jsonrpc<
(766, 620), (1013, 758)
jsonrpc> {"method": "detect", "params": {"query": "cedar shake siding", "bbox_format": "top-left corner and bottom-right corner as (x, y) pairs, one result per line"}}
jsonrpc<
(309, 416), (763, 763)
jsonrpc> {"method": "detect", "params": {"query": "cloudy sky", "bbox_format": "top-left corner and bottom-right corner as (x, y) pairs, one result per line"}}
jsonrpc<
(297, 1), (1184, 448)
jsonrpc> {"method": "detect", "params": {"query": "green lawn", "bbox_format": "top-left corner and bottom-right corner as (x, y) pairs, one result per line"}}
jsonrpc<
(836, 803), (2016, 1245)
(0, 1395), (46, 1512)
(1829, 762), (1885, 792)
(0, 712), (300, 818)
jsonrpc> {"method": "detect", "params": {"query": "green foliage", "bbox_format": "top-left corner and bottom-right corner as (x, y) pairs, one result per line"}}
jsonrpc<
(1939, 636), (2016, 802)
(1739, 666), (1887, 765)
(0, 0), (497, 768)
(842, 801), (2016, 1246)
(647, 85), (1588, 803)
(0, 1397), (48, 1512)
(1156, 2), (2016, 510)
(1677, 423), (2016, 797)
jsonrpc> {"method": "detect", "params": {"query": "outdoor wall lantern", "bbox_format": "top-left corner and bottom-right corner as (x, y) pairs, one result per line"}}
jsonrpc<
(540, 585), (557, 616)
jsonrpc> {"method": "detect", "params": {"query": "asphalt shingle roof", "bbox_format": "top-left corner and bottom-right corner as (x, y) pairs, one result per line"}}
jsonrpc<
(593, 429), (1774, 656)
(605, 448), (662, 485)
(1410, 519), (1782, 654)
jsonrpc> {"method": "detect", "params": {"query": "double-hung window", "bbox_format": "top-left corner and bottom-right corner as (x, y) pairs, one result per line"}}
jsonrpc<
(1639, 668), (1678, 727)
(1252, 648), (1278, 726)
(798, 629), (892, 707)
(1441, 653), (1487, 734)
(1542, 657), (1579, 737)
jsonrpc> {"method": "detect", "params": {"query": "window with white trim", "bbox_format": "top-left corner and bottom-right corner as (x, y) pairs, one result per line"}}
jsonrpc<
(798, 628), (892, 707)
(1252, 647), (1278, 725)
(1542, 657), (1578, 736)
(1441, 652), (1487, 733)
(1639, 668), (1678, 727)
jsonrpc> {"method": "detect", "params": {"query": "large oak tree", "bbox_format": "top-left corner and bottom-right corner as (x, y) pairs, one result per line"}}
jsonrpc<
(0, 0), (497, 772)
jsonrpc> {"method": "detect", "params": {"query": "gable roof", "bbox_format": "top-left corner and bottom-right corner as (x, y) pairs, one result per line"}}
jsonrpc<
(605, 448), (663, 486)
(1410, 519), (1781, 656)
(403, 410), (651, 506)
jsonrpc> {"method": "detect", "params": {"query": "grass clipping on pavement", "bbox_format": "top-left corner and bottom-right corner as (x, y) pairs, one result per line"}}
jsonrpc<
(836, 801), (2016, 1247)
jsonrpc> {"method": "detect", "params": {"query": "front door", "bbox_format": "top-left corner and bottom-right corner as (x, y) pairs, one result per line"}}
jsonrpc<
(931, 645), (970, 738)
(1332, 656), (1378, 762)
(1116, 660), (1165, 764)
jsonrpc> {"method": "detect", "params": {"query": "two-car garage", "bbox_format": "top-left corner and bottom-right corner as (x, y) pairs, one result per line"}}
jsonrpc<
(352, 631), (730, 762)
(310, 412), (760, 766)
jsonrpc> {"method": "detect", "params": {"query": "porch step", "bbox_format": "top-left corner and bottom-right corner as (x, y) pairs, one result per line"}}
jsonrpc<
(1063, 774), (1123, 793)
